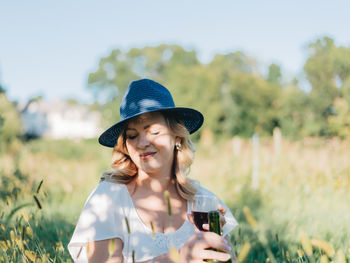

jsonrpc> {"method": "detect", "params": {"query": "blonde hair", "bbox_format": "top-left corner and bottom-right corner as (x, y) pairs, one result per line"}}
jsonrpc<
(100, 112), (198, 201)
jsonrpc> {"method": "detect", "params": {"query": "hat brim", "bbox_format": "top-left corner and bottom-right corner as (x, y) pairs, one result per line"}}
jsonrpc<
(98, 107), (204, 148)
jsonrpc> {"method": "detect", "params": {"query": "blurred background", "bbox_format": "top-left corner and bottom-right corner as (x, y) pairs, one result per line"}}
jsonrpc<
(1, 1), (350, 262)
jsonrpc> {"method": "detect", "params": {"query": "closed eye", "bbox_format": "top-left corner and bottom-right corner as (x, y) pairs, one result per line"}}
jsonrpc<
(127, 135), (137, 140)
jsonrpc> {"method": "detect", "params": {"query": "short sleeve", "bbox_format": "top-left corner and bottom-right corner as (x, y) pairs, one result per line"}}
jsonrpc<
(218, 198), (238, 237)
(68, 181), (125, 262)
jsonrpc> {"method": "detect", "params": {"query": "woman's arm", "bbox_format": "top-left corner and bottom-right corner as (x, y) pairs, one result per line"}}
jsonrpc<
(87, 238), (124, 263)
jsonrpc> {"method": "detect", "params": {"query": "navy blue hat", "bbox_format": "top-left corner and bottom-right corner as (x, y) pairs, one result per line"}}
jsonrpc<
(98, 79), (204, 147)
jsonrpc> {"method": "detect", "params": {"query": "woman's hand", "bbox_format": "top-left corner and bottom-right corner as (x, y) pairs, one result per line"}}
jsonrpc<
(182, 203), (236, 262)
(179, 231), (232, 262)
(201, 205), (226, 234)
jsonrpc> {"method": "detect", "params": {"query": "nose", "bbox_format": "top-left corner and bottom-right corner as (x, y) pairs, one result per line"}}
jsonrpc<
(137, 132), (151, 149)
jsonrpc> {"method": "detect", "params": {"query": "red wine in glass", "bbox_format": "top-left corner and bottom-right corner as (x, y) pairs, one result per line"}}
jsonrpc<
(191, 195), (218, 231)
(192, 211), (209, 231)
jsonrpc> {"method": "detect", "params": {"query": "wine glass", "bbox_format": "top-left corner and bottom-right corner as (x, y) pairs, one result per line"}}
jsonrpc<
(191, 195), (218, 231)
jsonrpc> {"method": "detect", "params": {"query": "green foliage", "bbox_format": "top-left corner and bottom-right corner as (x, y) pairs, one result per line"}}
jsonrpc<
(0, 83), (5, 94)
(328, 98), (350, 138)
(27, 138), (90, 160)
(279, 84), (311, 138)
(0, 93), (23, 153)
(304, 36), (350, 137)
(87, 36), (350, 139)
(267, 63), (282, 84)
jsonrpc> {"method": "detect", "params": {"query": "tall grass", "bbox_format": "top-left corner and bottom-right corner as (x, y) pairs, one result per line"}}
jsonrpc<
(0, 137), (349, 262)
(192, 137), (350, 262)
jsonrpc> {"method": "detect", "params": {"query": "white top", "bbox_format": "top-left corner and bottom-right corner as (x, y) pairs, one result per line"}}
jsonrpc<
(68, 180), (238, 263)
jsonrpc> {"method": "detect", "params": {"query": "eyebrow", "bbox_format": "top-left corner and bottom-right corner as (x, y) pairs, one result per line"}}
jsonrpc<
(125, 124), (153, 131)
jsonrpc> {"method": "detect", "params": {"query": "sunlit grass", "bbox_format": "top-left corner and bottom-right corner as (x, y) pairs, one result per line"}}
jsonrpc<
(192, 137), (350, 262)
(0, 137), (349, 262)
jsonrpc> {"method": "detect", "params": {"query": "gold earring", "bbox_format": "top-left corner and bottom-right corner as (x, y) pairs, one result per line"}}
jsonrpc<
(176, 143), (182, 151)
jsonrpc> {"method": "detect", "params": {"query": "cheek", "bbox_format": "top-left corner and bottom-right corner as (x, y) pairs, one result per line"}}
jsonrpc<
(154, 136), (175, 148)
(155, 138), (175, 157)
(125, 143), (138, 160)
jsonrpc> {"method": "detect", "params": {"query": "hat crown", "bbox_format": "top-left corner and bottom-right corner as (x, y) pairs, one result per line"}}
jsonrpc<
(120, 79), (175, 121)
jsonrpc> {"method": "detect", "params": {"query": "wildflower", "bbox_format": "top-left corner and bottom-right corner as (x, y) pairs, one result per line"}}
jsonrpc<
(320, 255), (329, 263)
(0, 241), (8, 251)
(300, 232), (313, 256)
(237, 242), (251, 262)
(150, 221), (155, 239)
(26, 226), (34, 239)
(169, 244), (179, 262)
(25, 250), (36, 262)
(335, 249), (345, 263)
(21, 212), (29, 222)
(16, 238), (24, 250)
(125, 216), (131, 234)
(311, 238), (335, 257)
(164, 191), (171, 216)
(286, 251), (290, 261)
(108, 239), (116, 258)
(10, 230), (15, 242)
(242, 206), (258, 229)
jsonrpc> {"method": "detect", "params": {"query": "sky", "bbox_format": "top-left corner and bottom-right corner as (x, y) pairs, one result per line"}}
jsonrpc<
(1, 0), (350, 104)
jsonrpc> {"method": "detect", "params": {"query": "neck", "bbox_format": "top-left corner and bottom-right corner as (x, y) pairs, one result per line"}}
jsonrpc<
(135, 170), (174, 193)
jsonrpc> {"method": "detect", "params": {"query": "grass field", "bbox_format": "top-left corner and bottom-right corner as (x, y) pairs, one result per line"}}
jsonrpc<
(0, 137), (349, 262)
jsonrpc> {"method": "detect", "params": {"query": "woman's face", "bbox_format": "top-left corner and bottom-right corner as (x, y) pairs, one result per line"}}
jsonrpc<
(125, 112), (179, 176)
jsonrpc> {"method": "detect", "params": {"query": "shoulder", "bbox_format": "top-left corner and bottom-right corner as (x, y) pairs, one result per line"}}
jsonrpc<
(89, 180), (125, 197)
(68, 182), (127, 261)
(73, 181), (128, 238)
(195, 184), (217, 197)
(83, 181), (127, 210)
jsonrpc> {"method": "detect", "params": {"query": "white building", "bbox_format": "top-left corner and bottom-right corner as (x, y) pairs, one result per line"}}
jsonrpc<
(18, 99), (103, 139)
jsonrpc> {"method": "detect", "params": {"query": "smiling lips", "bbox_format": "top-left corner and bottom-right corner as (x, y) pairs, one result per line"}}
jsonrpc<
(139, 152), (156, 159)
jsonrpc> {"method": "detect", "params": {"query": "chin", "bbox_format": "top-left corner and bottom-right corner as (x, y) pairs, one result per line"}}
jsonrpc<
(138, 163), (163, 174)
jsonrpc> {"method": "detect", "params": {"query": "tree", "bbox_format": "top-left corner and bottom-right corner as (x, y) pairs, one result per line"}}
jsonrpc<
(87, 42), (350, 139)
(87, 45), (200, 128)
(208, 52), (282, 137)
(0, 83), (5, 94)
(0, 90), (23, 153)
(87, 46), (288, 138)
(279, 82), (312, 138)
(328, 97), (350, 138)
(304, 36), (350, 137)
(267, 63), (282, 84)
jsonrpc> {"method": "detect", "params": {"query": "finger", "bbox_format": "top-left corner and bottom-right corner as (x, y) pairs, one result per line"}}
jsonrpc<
(187, 213), (202, 233)
(201, 232), (230, 252)
(202, 224), (209, 231)
(217, 205), (226, 215)
(200, 249), (232, 262)
(220, 214), (226, 227)
(187, 213), (194, 224)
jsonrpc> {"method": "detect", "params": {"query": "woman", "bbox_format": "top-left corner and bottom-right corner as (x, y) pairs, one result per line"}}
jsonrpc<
(68, 79), (238, 262)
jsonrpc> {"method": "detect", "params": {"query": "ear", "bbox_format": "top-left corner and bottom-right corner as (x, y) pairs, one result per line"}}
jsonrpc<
(175, 136), (181, 145)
